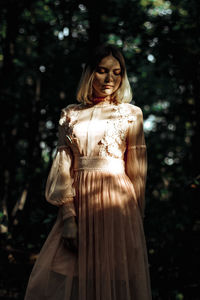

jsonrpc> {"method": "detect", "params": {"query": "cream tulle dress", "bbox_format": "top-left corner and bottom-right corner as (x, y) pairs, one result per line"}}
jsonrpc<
(24, 101), (152, 300)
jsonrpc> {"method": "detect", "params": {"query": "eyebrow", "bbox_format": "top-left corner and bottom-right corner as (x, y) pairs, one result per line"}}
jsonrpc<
(98, 66), (121, 70)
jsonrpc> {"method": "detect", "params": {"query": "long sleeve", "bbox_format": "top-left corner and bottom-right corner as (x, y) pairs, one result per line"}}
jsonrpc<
(125, 106), (147, 218)
(45, 108), (76, 220)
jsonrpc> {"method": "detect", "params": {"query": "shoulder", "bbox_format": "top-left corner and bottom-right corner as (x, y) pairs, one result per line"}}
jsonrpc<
(61, 103), (81, 114)
(59, 103), (81, 126)
(118, 103), (143, 122)
(122, 103), (143, 115)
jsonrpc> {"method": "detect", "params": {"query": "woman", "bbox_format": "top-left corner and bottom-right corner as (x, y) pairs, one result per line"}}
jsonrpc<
(24, 44), (152, 300)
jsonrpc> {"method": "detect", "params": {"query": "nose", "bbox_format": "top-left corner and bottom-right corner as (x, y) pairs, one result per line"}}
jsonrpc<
(105, 72), (113, 82)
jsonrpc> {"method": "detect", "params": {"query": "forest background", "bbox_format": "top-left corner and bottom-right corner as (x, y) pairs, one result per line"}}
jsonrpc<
(0, 0), (199, 299)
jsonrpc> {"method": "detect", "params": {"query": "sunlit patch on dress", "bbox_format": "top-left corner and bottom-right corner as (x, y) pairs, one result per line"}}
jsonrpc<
(98, 104), (137, 159)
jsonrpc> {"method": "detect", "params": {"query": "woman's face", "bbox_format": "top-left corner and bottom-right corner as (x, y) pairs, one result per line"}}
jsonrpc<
(92, 55), (122, 98)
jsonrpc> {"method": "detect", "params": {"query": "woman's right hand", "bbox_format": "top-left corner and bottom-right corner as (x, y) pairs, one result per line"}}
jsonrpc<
(62, 216), (78, 253)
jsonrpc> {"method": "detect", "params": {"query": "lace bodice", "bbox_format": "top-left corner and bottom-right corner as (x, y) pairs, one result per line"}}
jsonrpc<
(59, 102), (143, 159)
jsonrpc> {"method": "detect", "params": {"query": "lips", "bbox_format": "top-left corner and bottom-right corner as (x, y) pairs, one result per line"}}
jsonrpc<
(103, 85), (114, 88)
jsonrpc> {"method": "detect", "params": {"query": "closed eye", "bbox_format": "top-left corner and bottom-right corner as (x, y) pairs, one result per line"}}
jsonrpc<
(113, 69), (121, 75)
(96, 67), (106, 74)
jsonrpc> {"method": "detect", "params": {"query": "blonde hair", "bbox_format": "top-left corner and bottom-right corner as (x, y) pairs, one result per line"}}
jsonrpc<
(76, 45), (132, 104)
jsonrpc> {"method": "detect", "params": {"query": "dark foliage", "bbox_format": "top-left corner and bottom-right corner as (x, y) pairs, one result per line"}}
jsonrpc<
(0, 0), (199, 299)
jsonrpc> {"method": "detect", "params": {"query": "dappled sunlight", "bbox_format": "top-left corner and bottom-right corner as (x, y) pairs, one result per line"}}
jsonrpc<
(0, 0), (198, 298)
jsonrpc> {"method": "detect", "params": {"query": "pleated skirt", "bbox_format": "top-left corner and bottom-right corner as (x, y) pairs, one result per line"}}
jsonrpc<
(24, 169), (152, 300)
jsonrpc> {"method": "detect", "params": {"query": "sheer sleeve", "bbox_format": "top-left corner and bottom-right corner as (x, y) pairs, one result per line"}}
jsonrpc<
(45, 108), (76, 220)
(125, 106), (147, 218)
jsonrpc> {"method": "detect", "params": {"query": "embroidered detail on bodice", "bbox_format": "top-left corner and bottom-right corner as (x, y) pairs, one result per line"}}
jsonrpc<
(98, 104), (136, 159)
(60, 103), (136, 159)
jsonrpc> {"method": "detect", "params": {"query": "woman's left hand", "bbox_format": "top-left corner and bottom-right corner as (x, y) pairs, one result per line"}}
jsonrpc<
(62, 216), (78, 252)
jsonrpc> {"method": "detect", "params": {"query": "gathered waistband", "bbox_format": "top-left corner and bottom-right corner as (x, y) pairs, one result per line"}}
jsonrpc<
(74, 156), (125, 173)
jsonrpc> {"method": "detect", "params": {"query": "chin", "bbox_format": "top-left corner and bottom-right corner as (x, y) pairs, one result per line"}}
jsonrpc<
(102, 90), (113, 95)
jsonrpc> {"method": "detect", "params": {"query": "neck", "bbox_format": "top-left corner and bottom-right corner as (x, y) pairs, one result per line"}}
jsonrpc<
(92, 95), (112, 103)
